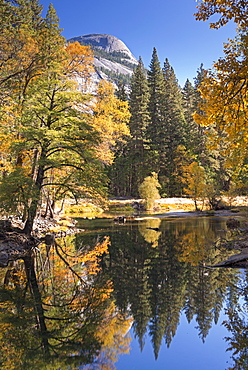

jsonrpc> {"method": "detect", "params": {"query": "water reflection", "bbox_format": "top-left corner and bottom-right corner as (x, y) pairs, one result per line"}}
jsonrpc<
(76, 216), (248, 368)
(0, 236), (131, 369)
(0, 216), (247, 369)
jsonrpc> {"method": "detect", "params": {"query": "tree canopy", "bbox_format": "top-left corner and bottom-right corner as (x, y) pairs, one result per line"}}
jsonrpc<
(195, 0), (248, 29)
(0, 1), (130, 233)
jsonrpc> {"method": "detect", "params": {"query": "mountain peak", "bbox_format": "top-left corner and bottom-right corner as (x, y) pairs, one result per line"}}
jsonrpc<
(68, 33), (137, 64)
(67, 33), (138, 89)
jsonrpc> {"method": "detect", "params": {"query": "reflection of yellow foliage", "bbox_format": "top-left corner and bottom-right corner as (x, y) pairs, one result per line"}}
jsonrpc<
(139, 219), (161, 247)
(0, 267), (28, 369)
(0, 328), (24, 370)
(177, 221), (234, 267)
(81, 237), (110, 275)
(0, 237), (115, 368)
(38, 236), (112, 308)
(91, 301), (132, 369)
(177, 232), (207, 266)
(97, 301), (132, 346)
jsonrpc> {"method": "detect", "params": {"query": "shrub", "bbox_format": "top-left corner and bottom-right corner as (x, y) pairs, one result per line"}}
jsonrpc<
(138, 173), (161, 210)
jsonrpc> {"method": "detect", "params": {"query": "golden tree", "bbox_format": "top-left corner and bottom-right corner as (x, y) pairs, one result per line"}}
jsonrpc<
(194, 0), (248, 184)
(184, 162), (206, 211)
(195, 0), (248, 29)
(91, 80), (131, 165)
(138, 172), (161, 210)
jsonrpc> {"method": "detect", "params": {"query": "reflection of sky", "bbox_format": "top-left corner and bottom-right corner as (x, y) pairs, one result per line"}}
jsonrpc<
(117, 311), (231, 370)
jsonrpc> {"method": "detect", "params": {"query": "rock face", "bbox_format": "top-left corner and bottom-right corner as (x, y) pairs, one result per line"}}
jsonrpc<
(69, 33), (137, 64)
(67, 33), (138, 90)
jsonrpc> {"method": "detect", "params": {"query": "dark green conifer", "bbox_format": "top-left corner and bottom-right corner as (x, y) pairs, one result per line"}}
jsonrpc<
(182, 79), (198, 154)
(127, 57), (151, 195)
(116, 80), (128, 101)
(129, 57), (150, 141)
(146, 48), (166, 170)
(161, 58), (186, 196)
(109, 57), (150, 196)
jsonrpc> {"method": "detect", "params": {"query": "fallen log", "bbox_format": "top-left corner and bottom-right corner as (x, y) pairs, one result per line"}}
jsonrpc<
(210, 248), (248, 268)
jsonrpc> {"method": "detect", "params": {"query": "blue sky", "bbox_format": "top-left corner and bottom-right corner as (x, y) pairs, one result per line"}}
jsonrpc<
(40, 0), (236, 86)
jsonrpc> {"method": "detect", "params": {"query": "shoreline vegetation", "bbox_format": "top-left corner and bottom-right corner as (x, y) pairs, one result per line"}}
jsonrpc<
(0, 195), (248, 272)
(2, 195), (248, 233)
(65, 195), (248, 268)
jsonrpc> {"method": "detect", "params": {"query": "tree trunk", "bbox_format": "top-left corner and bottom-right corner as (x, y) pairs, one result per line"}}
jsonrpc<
(23, 162), (45, 235)
(24, 255), (50, 355)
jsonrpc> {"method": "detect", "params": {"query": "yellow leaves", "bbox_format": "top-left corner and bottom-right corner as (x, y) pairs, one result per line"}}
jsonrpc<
(65, 41), (94, 89)
(0, 25), (41, 96)
(178, 232), (207, 266)
(194, 0), (248, 29)
(193, 31), (248, 171)
(81, 236), (110, 275)
(95, 301), (132, 363)
(138, 172), (161, 210)
(139, 219), (161, 247)
(91, 80), (130, 164)
(184, 162), (206, 209)
(39, 236), (110, 291)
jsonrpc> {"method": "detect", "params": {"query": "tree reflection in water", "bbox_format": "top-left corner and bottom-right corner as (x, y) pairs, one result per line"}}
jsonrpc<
(82, 216), (246, 368)
(0, 235), (131, 369)
(223, 271), (248, 370)
(0, 217), (248, 369)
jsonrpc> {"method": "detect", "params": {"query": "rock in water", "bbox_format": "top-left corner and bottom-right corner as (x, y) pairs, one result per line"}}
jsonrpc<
(0, 251), (9, 267)
(226, 218), (240, 229)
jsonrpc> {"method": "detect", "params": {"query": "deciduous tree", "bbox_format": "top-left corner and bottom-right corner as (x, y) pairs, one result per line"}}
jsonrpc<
(194, 0), (248, 195)
(90, 80), (130, 166)
(0, 2), (107, 234)
(138, 172), (161, 210)
(195, 0), (248, 29)
(184, 162), (206, 211)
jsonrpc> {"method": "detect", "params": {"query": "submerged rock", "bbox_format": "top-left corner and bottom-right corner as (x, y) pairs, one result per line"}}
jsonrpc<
(226, 218), (241, 229)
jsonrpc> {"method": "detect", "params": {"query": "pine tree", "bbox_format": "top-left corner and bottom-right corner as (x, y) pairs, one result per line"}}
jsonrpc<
(109, 57), (150, 196)
(116, 80), (128, 101)
(146, 48), (166, 174)
(126, 57), (150, 196)
(129, 57), (150, 141)
(161, 58), (186, 196)
(182, 79), (200, 156)
(146, 52), (188, 196)
(39, 3), (65, 65)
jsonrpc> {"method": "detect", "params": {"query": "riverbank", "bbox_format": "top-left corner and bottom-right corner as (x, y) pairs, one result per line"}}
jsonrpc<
(0, 196), (248, 268)
(108, 196), (248, 219)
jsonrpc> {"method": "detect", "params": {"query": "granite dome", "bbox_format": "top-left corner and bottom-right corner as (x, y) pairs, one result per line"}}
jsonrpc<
(67, 33), (138, 91)
(68, 33), (137, 64)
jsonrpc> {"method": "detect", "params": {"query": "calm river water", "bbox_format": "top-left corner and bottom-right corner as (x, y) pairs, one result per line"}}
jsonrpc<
(0, 215), (247, 369)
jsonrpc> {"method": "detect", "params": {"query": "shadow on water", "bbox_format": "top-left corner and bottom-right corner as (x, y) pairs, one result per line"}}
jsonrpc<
(0, 215), (247, 369)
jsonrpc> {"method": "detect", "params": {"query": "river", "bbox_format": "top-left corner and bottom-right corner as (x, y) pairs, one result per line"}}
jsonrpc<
(0, 214), (247, 369)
